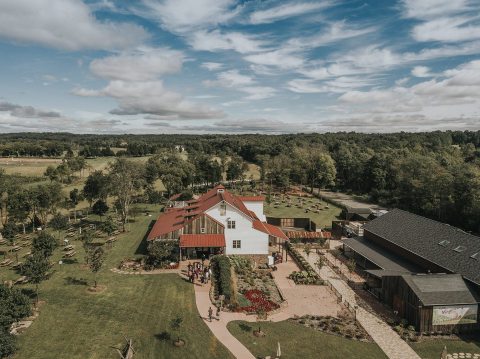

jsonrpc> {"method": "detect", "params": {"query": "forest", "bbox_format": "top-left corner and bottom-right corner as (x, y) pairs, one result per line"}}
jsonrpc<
(0, 131), (479, 233)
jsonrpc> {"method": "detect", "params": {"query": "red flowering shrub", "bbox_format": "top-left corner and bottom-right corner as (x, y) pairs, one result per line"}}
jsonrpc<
(238, 289), (279, 313)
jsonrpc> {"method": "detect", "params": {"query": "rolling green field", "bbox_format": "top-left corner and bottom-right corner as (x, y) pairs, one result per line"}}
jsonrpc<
(410, 338), (480, 359)
(1, 205), (233, 359)
(264, 195), (342, 228)
(227, 320), (388, 359)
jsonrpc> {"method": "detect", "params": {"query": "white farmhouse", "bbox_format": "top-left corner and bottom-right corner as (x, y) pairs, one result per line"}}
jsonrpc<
(147, 185), (287, 264)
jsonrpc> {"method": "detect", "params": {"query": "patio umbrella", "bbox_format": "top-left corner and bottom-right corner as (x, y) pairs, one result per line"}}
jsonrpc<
(276, 341), (281, 357)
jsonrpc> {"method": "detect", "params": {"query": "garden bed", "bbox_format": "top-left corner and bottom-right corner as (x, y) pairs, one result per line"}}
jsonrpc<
(291, 315), (372, 342)
(286, 242), (324, 285)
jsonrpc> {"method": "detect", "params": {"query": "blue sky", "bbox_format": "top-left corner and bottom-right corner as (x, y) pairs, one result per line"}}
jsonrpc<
(0, 0), (480, 133)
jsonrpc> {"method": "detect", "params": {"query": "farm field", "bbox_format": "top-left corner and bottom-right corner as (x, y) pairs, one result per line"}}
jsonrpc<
(227, 320), (387, 359)
(264, 194), (342, 228)
(0, 156), (151, 177)
(1, 205), (234, 359)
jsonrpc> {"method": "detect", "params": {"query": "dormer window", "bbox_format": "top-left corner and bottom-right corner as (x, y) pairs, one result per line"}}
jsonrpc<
(438, 240), (450, 247)
(217, 188), (225, 193)
(200, 227), (206, 234)
(220, 203), (226, 216)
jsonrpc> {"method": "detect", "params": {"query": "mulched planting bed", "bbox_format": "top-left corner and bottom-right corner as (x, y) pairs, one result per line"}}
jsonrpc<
(236, 269), (283, 306)
(291, 315), (373, 342)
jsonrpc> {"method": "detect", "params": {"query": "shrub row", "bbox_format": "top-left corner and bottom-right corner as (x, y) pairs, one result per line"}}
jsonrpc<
(210, 255), (232, 302)
(286, 242), (323, 285)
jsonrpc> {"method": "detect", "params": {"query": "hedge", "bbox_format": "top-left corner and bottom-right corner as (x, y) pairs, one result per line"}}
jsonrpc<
(210, 255), (232, 301)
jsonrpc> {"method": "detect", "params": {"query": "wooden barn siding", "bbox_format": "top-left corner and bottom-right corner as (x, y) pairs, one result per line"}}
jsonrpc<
(382, 276), (480, 333)
(364, 230), (448, 273)
(182, 215), (224, 235)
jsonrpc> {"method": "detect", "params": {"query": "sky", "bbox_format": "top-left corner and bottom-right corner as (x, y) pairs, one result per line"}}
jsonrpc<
(0, 0), (480, 134)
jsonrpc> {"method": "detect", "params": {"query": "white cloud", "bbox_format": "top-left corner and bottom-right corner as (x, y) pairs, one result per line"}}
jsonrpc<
(411, 66), (432, 78)
(287, 79), (330, 93)
(244, 48), (305, 69)
(338, 60), (480, 119)
(189, 30), (266, 54)
(250, 2), (330, 24)
(401, 0), (472, 19)
(139, 0), (239, 33)
(204, 70), (255, 88)
(201, 62), (224, 71)
(203, 70), (275, 100)
(240, 86), (276, 100)
(412, 16), (480, 43)
(74, 80), (223, 119)
(73, 48), (223, 120)
(90, 47), (184, 81)
(0, 0), (148, 51)
(287, 21), (376, 50)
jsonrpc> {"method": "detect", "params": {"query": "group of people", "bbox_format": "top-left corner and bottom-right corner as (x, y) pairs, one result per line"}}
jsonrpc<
(186, 260), (211, 284)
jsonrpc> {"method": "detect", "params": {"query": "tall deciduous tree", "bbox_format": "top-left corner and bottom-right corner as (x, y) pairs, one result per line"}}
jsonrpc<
(108, 159), (145, 232)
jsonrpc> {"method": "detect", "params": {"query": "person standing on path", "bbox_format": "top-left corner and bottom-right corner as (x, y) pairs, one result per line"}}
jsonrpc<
(208, 306), (213, 322)
(216, 305), (220, 318)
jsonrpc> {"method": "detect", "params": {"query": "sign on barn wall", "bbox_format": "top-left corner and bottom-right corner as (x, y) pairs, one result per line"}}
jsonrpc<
(432, 305), (478, 326)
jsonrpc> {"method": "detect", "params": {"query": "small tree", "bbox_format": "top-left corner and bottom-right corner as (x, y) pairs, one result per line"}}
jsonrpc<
(21, 252), (50, 304)
(32, 232), (57, 258)
(86, 246), (105, 288)
(170, 315), (183, 345)
(146, 241), (178, 268)
(1, 222), (17, 245)
(346, 258), (356, 281)
(92, 200), (109, 219)
(80, 230), (95, 264)
(49, 212), (69, 239)
(100, 215), (117, 236)
(315, 256), (325, 272)
(304, 244), (312, 258)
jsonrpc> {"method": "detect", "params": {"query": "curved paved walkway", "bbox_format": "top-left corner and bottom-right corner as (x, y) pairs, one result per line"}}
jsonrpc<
(305, 251), (421, 359)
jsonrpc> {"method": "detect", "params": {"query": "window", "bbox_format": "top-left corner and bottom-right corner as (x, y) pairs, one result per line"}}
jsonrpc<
(453, 245), (467, 252)
(233, 240), (241, 249)
(200, 228), (206, 233)
(220, 203), (226, 216)
(471, 252), (479, 260)
(227, 220), (236, 229)
(438, 240), (450, 247)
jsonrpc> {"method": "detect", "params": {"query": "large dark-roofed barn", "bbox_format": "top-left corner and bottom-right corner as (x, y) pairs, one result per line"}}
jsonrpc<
(343, 209), (480, 333)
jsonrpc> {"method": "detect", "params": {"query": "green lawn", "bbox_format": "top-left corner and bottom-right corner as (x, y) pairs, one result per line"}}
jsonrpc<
(4, 205), (233, 359)
(227, 320), (388, 359)
(264, 195), (342, 228)
(410, 338), (480, 359)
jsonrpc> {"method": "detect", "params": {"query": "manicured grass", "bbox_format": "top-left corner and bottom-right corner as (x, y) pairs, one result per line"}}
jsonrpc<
(227, 320), (388, 359)
(264, 195), (342, 228)
(410, 338), (480, 359)
(5, 205), (233, 359)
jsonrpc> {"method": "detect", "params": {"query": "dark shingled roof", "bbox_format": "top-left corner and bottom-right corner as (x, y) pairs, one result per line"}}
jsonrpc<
(363, 209), (480, 285)
(401, 274), (479, 306)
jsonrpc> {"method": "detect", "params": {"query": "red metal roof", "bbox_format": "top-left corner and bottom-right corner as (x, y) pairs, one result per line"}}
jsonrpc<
(238, 196), (265, 202)
(179, 234), (225, 248)
(253, 220), (288, 240)
(148, 185), (267, 240)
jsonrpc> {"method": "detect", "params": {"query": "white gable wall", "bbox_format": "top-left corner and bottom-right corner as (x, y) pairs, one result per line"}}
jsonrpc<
(206, 201), (268, 255)
(243, 201), (266, 221)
